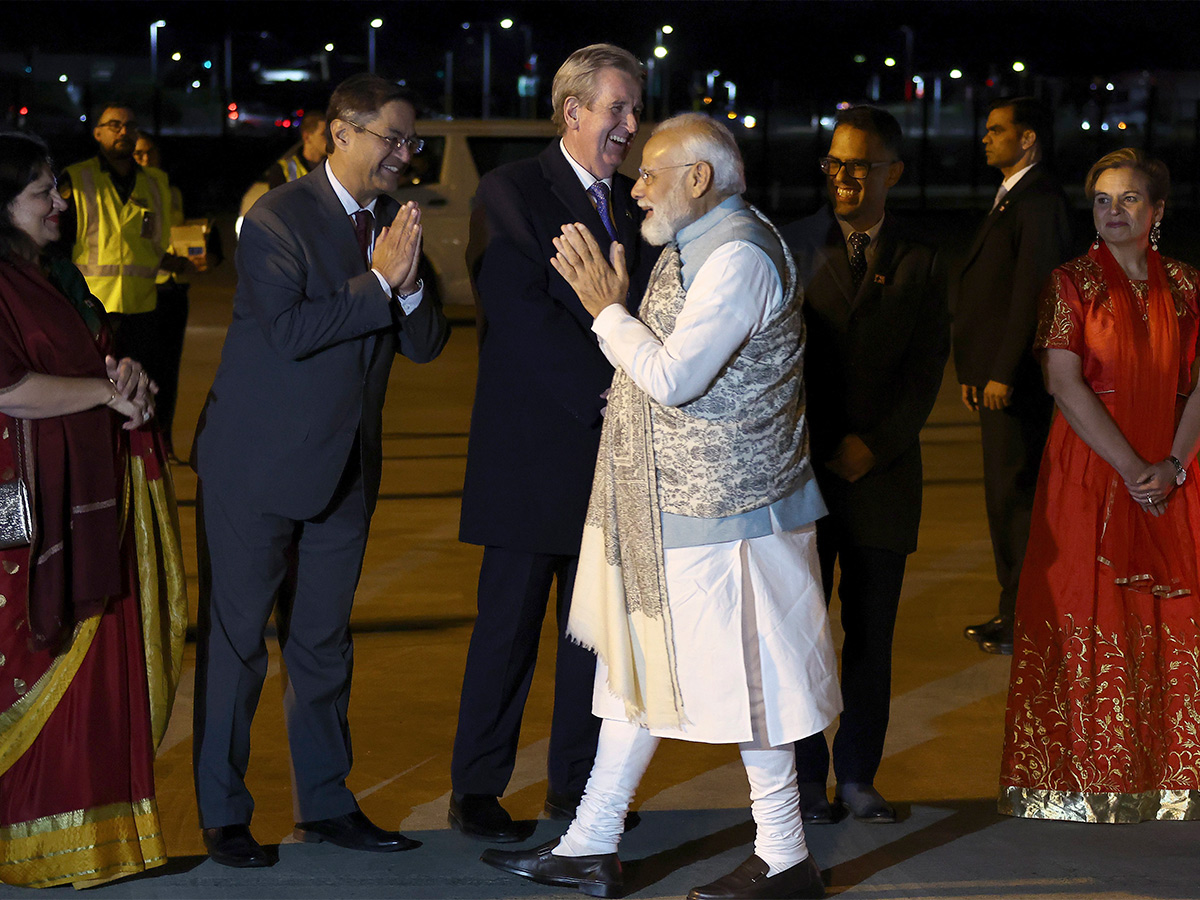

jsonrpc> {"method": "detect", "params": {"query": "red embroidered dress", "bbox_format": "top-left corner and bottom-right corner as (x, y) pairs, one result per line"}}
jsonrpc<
(999, 245), (1200, 822)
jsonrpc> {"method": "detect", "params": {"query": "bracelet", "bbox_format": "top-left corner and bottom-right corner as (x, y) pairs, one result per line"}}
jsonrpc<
(105, 378), (118, 406)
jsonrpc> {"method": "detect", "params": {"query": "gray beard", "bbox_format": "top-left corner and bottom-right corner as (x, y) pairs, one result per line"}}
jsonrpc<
(640, 195), (696, 246)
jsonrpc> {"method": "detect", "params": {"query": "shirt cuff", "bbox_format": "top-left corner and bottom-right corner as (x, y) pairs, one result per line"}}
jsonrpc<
(370, 268), (425, 315)
(591, 303), (633, 337)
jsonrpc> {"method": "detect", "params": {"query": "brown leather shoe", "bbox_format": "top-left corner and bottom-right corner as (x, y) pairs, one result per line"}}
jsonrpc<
(687, 854), (824, 899)
(202, 824), (272, 868)
(481, 837), (622, 898)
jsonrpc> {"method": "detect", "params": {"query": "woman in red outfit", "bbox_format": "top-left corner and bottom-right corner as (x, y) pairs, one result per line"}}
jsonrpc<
(0, 132), (187, 886)
(1000, 148), (1200, 823)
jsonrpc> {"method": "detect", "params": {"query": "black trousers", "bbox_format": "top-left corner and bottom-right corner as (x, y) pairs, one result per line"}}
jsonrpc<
(795, 524), (907, 786)
(451, 546), (600, 799)
(152, 280), (190, 448)
(978, 378), (1053, 622)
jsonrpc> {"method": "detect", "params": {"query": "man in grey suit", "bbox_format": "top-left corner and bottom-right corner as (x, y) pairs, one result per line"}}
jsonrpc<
(192, 74), (447, 868)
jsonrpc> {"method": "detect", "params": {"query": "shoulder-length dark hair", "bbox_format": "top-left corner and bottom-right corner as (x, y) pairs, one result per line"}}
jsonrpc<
(0, 131), (54, 262)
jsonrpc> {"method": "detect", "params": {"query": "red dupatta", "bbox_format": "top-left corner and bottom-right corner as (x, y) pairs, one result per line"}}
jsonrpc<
(0, 257), (123, 650)
(1092, 239), (1199, 596)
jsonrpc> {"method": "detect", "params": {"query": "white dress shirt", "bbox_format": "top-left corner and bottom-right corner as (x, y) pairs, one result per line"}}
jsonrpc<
(324, 164), (424, 315)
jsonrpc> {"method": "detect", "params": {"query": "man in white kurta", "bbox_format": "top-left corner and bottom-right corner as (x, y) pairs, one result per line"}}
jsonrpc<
(481, 114), (840, 900)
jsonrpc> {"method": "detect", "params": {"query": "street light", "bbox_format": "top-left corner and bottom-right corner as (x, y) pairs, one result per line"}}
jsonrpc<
(500, 18), (514, 29)
(150, 19), (166, 84)
(368, 17), (383, 74)
(1012, 60), (1026, 73)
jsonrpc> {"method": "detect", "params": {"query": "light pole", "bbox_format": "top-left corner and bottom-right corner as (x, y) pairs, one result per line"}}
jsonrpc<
(150, 19), (166, 83)
(368, 17), (382, 74)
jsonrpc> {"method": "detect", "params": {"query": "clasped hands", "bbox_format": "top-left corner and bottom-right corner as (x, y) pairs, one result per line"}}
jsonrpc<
(961, 381), (1012, 412)
(1125, 459), (1179, 517)
(550, 224), (628, 318)
(372, 201), (423, 295)
(105, 354), (156, 430)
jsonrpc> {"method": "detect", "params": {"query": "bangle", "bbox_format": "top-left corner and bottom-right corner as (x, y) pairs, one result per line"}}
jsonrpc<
(105, 378), (118, 406)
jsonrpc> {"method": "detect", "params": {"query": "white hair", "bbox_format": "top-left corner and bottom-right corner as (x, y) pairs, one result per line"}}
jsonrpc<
(652, 113), (745, 195)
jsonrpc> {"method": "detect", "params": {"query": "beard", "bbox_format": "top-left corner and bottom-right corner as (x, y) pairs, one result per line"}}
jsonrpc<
(639, 190), (695, 246)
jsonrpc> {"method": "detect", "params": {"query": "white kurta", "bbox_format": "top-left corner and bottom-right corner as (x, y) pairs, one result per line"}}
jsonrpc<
(586, 241), (841, 746)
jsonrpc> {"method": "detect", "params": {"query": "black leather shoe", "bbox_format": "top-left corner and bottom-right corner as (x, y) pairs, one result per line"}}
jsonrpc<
(834, 783), (897, 823)
(449, 793), (536, 842)
(687, 853), (824, 899)
(202, 824), (272, 868)
(544, 790), (583, 820)
(293, 809), (421, 852)
(964, 615), (1006, 642)
(481, 837), (623, 898)
(545, 791), (641, 832)
(980, 634), (1014, 655)
(797, 782), (837, 825)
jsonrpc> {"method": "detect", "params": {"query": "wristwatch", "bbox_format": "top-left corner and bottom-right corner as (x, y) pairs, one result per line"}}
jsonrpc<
(1169, 455), (1187, 486)
(396, 278), (423, 301)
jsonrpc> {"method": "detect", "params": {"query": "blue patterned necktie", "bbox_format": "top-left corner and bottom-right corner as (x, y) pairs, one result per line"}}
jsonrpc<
(587, 181), (618, 241)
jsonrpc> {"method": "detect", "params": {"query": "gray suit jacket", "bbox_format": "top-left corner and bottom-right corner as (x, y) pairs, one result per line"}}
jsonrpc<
(195, 161), (448, 520)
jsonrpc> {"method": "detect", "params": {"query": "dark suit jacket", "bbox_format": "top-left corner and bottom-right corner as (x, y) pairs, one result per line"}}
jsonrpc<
(195, 161), (448, 520)
(952, 164), (1073, 389)
(459, 141), (655, 555)
(783, 208), (949, 555)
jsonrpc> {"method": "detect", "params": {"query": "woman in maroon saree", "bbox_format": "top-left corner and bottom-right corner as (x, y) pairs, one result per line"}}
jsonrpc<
(1000, 149), (1200, 822)
(0, 132), (186, 886)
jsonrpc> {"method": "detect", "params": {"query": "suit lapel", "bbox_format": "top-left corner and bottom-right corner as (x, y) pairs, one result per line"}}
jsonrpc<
(962, 164), (1044, 271)
(611, 174), (639, 254)
(541, 143), (618, 251)
(856, 219), (898, 309)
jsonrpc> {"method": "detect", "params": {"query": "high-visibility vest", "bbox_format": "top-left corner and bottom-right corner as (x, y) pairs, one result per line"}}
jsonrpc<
(64, 157), (171, 315)
(278, 154), (310, 183)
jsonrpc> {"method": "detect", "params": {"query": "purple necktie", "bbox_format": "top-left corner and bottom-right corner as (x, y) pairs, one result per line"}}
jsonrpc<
(587, 181), (618, 241)
(352, 209), (373, 269)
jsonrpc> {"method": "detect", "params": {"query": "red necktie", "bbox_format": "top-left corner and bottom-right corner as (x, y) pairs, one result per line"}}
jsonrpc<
(352, 209), (373, 269)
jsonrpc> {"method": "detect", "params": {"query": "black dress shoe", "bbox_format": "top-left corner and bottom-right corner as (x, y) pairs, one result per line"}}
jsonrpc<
(481, 837), (623, 898)
(449, 793), (536, 842)
(293, 809), (421, 852)
(980, 634), (1014, 655)
(964, 615), (1006, 642)
(687, 854), (824, 899)
(797, 782), (838, 825)
(834, 783), (897, 823)
(202, 824), (272, 868)
(545, 791), (641, 832)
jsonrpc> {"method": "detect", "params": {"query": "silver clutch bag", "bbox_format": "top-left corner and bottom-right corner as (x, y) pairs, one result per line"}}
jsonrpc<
(0, 476), (32, 548)
(1, 421), (32, 549)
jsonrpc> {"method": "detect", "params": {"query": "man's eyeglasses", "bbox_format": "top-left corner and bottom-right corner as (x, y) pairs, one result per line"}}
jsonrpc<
(345, 120), (424, 155)
(98, 120), (138, 133)
(818, 157), (894, 179)
(637, 162), (698, 185)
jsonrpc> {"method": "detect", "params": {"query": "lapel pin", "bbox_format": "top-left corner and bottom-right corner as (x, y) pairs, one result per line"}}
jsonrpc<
(874, 274), (887, 284)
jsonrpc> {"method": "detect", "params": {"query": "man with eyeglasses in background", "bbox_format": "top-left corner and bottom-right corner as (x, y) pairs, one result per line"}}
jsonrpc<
(452, 43), (656, 843)
(190, 73), (446, 868)
(782, 105), (949, 825)
(59, 103), (190, 387)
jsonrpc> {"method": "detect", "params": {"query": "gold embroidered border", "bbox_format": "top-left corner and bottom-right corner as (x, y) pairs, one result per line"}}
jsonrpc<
(0, 798), (165, 888)
(0, 616), (100, 776)
(1000, 786), (1200, 823)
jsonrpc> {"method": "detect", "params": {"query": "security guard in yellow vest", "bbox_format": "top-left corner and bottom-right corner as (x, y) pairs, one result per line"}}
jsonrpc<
(264, 112), (328, 189)
(59, 105), (192, 386)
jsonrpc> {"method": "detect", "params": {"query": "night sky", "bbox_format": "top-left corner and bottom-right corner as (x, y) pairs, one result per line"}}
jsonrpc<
(5, 0), (1200, 112)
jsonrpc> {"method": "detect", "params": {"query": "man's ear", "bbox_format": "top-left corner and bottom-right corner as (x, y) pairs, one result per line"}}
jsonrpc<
(329, 118), (353, 151)
(690, 161), (714, 198)
(1020, 128), (1037, 151)
(563, 97), (581, 132)
(885, 160), (905, 188)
